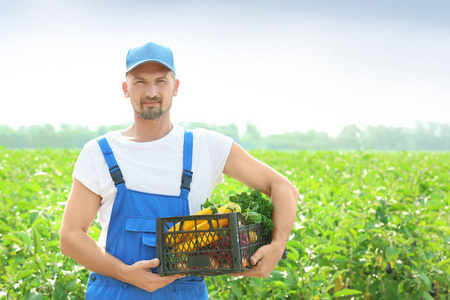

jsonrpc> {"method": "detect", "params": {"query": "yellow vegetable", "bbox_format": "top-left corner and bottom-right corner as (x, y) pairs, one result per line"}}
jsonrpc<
(166, 204), (218, 245)
(194, 202), (242, 230)
(249, 230), (257, 243)
(174, 232), (219, 253)
(166, 202), (241, 246)
(218, 202), (241, 213)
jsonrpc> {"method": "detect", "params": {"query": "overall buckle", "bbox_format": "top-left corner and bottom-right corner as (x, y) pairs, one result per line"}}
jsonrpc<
(180, 169), (193, 191)
(109, 165), (125, 186)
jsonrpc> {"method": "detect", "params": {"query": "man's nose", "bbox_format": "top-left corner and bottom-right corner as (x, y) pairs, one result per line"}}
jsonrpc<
(145, 83), (158, 97)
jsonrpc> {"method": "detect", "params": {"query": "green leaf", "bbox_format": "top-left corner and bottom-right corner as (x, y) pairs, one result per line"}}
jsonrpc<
(419, 272), (431, 290)
(23, 293), (43, 300)
(53, 281), (64, 300)
(357, 233), (369, 244)
(424, 199), (445, 211)
(16, 231), (32, 247)
(230, 284), (243, 299)
(375, 207), (387, 224)
(29, 211), (39, 226)
(334, 289), (363, 297)
(309, 223), (326, 236)
(15, 201), (38, 211)
(320, 245), (346, 254)
(385, 246), (399, 261)
(243, 211), (262, 224)
(64, 279), (77, 290)
(16, 269), (37, 280)
(32, 226), (42, 254)
(270, 280), (287, 289)
(287, 247), (300, 262)
(287, 239), (304, 249)
(437, 258), (450, 267)
(4, 234), (24, 246)
(421, 290), (435, 300)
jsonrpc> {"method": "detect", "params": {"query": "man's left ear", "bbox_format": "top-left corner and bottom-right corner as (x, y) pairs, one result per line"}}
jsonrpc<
(173, 79), (180, 96)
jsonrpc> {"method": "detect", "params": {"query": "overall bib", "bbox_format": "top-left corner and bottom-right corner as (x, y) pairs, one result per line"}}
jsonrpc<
(85, 130), (208, 299)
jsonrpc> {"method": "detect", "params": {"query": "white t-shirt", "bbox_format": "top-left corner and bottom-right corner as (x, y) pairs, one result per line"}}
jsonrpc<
(73, 124), (233, 248)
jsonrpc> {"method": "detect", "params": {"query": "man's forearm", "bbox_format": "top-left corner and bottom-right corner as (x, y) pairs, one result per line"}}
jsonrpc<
(60, 229), (128, 281)
(269, 181), (299, 251)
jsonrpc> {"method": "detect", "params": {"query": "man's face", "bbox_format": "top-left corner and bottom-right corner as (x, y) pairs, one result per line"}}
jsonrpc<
(122, 62), (179, 121)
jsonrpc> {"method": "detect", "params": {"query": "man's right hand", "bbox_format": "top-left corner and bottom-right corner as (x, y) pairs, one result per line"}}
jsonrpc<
(121, 258), (185, 293)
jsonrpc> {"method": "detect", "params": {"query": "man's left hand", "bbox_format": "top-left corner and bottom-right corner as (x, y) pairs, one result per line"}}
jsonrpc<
(229, 242), (284, 278)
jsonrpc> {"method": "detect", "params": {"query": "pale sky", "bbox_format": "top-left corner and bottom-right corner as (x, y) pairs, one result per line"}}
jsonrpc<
(1, 0), (449, 136)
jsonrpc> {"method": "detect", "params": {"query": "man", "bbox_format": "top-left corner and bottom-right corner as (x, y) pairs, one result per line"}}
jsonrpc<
(59, 42), (299, 299)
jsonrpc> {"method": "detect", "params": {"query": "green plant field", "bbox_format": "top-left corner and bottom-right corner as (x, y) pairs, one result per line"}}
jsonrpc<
(0, 148), (449, 299)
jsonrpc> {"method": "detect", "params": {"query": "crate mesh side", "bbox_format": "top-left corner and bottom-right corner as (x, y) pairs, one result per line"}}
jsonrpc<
(238, 223), (271, 270)
(158, 213), (271, 276)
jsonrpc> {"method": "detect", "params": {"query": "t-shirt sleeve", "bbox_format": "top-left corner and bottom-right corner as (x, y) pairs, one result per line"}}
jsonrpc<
(196, 129), (233, 185)
(72, 139), (103, 195)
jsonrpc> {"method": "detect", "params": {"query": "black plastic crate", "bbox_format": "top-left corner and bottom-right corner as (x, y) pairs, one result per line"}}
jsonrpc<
(156, 212), (271, 276)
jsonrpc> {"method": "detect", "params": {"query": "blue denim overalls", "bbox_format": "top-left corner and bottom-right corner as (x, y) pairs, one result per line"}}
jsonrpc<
(85, 130), (208, 299)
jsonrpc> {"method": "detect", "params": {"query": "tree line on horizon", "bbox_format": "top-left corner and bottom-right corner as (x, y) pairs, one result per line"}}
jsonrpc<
(0, 121), (449, 151)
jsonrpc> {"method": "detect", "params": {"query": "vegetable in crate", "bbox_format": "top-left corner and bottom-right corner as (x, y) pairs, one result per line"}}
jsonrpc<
(166, 203), (219, 245)
(173, 231), (220, 253)
(210, 234), (232, 267)
(228, 189), (274, 234)
(166, 201), (241, 250)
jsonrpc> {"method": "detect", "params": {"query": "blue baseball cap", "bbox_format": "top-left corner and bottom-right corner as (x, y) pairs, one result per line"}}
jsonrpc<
(125, 42), (175, 74)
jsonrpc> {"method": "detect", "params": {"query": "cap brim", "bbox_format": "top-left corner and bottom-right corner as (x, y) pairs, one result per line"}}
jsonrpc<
(126, 59), (175, 74)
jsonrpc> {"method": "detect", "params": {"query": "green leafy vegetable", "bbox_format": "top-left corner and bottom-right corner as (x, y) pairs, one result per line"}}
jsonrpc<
(243, 211), (262, 224)
(228, 189), (274, 234)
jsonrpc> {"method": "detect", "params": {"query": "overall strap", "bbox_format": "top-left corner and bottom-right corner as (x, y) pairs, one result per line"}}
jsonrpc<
(96, 137), (125, 187)
(180, 130), (193, 198)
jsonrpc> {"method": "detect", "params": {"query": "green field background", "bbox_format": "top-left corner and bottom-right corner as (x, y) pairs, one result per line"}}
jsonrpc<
(0, 148), (449, 299)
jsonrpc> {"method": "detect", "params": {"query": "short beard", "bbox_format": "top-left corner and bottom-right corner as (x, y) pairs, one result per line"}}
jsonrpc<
(136, 96), (167, 120)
